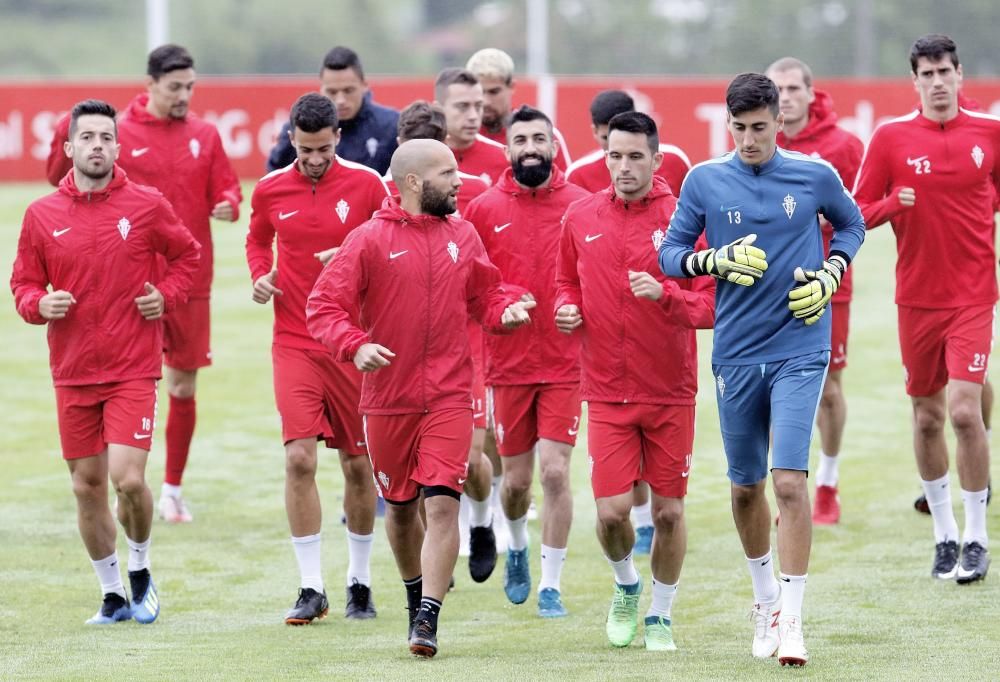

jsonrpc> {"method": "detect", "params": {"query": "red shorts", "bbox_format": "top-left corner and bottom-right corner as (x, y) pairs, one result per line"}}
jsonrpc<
(587, 401), (694, 499)
(469, 322), (488, 430)
(363, 408), (473, 503)
(55, 378), (159, 460)
(472, 377), (488, 430)
(829, 301), (850, 372)
(898, 304), (995, 396)
(272, 344), (366, 455)
(163, 297), (212, 370)
(489, 383), (581, 456)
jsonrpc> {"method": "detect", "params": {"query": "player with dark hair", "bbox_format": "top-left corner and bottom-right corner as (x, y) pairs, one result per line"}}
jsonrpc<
(433, 68), (509, 187)
(765, 56), (865, 525)
(306, 138), (535, 658)
(660, 73), (865, 666)
(854, 34), (999, 584)
(12, 98), (200, 625)
(247, 92), (389, 624)
(464, 105), (590, 617)
(267, 46), (399, 174)
(556, 110), (713, 649)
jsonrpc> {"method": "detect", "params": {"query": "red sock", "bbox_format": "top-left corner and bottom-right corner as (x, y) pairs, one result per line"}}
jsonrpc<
(164, 395), (196, 486)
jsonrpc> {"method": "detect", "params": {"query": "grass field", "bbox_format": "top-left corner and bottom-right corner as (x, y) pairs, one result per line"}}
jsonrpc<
(1, 180), (997, 680)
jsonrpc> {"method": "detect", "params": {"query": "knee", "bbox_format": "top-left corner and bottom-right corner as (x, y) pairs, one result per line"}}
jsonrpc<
(652, 501), (684, 531)
(596, 503), (630, 531)
(112, 470), (147, 498)
(539, 460), (569, 495)
(913, 403), (946, 439)
(502, 467), (532, 499)
(285, 443), (317, 481)
(71, 471), (105, 502)
(731, 484), (760, 511)
(820, 380), (842, 411)
(772, 476), (807, 506)
(949, 399), (984, 435)
(342, 455), (373, 487)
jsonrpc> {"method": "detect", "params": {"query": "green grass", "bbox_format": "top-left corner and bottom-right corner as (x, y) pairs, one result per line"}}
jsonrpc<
(1, 181), (997, 680)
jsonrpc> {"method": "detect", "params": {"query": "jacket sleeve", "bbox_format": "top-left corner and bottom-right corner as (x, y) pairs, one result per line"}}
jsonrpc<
(659, 173), (706, 277)
(853, 127), (909, 230)
(820, 165), (866, 262)
(10, 209), (50, 325)
(150, 198), (201, 312)
(245, 185), (276, 281)
(554, 211), (583, 311)
(45, 113), (72, 187)
(207, 128), (243, 221)
(657, 275), (715, 329)
(465, 235), (520, 334)
(266, 123), (295, 173)
(306, 228), (371, 362)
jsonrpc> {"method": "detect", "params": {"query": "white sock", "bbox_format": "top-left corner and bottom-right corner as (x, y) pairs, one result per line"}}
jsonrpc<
(538, 544), (567, 592)
(647, 579), (678, 619)
(633, 501), (653, 528)
(469, 495), (492, 528)
(91, 552), (126, 599)
(161, 482), (182, 498)
(291, 533), (324, 592)
(961, 488), (990, 547)
(506, 512), (529, 551)
(921, 474), (960, 543)
(607, 552), (640, 586)
(746, 550), (780, 604)
(778, 573), (807, 622)
(815, 452), (839, 487)
(346, 531), (374, 586)
(126, 536), (151, 572)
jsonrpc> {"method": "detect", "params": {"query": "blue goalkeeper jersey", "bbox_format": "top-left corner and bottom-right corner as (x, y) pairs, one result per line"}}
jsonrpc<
(659, 147), (865, 365)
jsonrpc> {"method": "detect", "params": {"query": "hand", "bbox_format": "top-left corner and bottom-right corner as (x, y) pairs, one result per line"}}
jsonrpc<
(354, 343), (395, 372)
(211, 200), (235, 221)
(502, 299), (536, 329)
(39, 290), (76, 320)
(896, 186), (916, 208)
(628, 270), (664, 301)
(134, 282), (164, 320)
(787, 256), (846, 325)
(314, 247), (339, 266)
(252, 268), (283, 304)
(555, 304), (582, 334)
(685, 233), (768, 286)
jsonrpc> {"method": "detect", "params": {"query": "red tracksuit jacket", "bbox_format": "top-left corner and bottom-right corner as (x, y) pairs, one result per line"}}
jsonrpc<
(556, 177), (714, 405)
(465, 166), (590, 385)
(11, 167), (200, 386)
(777, 89), (864, 302)
(306, 198), (522, 415)
(246, 158), (389, 351)
(452, 135), (510, 187)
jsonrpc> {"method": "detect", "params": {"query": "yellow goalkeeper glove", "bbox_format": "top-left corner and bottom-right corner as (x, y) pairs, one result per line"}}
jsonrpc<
(684, 234), (768, 286)
(787, 255), (848, 325)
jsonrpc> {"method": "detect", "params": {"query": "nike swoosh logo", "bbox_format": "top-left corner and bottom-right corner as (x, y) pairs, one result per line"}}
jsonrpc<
(133, 433), (151, 440)
(278, 210), (299, 220)
(131, 147), (150, 157)
(761, 558), (770, 567)
(968, 365), (986, 372)
(568, 428), (579, 436)
(906, 156), (928, 165)
(585, 233), (603, 243)
(389, 250), (408, 259)
(53, 227), (72, 237)
(473, 412), (485, 419)
(719, 204), (741, 212)
(458, 478), (467, 485)
(681, 470), (689, 478)
(355, 441), (366, 448)
(494, 222), (511, 233)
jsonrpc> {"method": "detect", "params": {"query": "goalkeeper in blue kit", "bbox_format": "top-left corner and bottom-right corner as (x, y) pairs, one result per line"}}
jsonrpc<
(659, 73), (865, 668)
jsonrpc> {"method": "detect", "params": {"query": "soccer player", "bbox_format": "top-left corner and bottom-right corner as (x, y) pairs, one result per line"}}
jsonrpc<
(853, 34), (998, 583)
(433, 68), (509, 186)
(660, 73), (865, 666)
(267, 46), (399, 174)
(305, 138), (535, 658)
(565, 89), (691, 197)
(464, 105), (590, 617)
(11, 99), (200, 625)
(556, 112), (714, 650)
(465, 47), (572, 170)
(766, 57), (865, 525)
(247, 93), (389, 623)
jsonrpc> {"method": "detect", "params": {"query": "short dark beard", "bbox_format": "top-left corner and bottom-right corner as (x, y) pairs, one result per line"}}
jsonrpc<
(512, 154), (553, 188)
(420, 184), (456, 217)
(75, 159), (112, 181)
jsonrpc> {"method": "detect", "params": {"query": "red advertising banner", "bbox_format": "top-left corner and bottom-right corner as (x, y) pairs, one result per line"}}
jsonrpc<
(2, 76), (999, 181)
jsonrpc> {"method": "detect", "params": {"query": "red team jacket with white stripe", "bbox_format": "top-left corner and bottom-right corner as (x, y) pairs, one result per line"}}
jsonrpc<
(11, 167), (200, 386)
(116, 94), (242, 299)
(246, 158), (389, 351)
(566, 144), (691, 198)
(305, 197), (522, 415)
(465, 167), (590, 385)
(776, 90), (863, 302)
(556, 177), (714, 405)
(853, 108), (1000, 308)
(452, 135), (510, 186)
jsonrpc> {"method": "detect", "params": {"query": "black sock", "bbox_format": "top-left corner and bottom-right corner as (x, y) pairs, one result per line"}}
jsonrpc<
(128, 568), (150, 601)
(417, 596), (442, 630)
(403, 576), (422, 623)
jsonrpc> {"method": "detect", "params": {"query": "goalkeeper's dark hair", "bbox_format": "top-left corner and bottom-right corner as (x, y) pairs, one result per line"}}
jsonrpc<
(726, 73), (779, 118)
(590, 90), (635, 126)
(321, 46), (365, 81)
(290, 93), (339, 134)
(909, 34), (959, 73)
(147, 44), (194, 80)
(608, 111), (659, 156)
(69, 99), (117, 138)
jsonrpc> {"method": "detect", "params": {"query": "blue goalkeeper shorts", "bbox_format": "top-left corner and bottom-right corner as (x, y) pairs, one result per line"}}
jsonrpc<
(712, 350), (830, 486)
